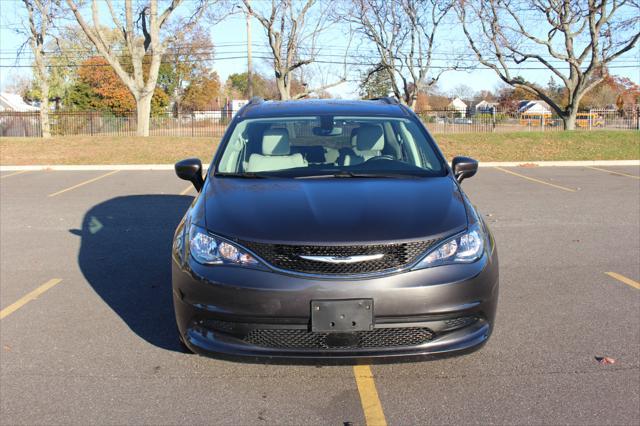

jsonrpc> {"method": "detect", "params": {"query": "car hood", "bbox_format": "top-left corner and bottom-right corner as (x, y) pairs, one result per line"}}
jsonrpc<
(203, 176), (468, 244)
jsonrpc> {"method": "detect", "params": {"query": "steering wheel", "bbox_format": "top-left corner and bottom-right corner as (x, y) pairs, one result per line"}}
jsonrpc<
(364, 155), (395, 162)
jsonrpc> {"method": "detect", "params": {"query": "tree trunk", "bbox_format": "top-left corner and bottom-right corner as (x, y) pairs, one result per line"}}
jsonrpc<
(173, 87), (182, 117)
(276, 75), (290, 100)
(33, 46), (50, 138)
(562, 108), (578, 130)
(409, 94), (417, 110)
(39, 76), (51, 138)
(136, 93), (153, 137)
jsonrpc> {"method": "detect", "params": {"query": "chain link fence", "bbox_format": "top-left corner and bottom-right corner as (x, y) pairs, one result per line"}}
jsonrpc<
(1, 107), (638, 137)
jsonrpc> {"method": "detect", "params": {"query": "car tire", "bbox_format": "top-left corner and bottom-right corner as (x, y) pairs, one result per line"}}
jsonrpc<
(178, 330), (194, 354)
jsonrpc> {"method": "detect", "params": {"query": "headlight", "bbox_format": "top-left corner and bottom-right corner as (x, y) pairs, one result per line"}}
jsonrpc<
(415, 225), (485, 269)
(188, 225), (260, 267)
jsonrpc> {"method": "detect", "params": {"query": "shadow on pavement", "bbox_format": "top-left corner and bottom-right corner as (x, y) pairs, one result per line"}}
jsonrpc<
(71, 194), (193, 352)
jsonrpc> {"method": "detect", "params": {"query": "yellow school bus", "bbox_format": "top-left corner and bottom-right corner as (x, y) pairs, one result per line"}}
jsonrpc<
(575, 113), (604, 128)
(519, 112), (553, 126)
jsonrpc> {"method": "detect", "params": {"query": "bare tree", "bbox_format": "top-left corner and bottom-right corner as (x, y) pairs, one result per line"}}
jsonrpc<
(22, 0), (58, 138)
(345, 0), (455, 108)
(242, 0), (349, 100)
(450, 84), (476, 100)
(457, 0), (640, 130)
(64, 0), (211, 136)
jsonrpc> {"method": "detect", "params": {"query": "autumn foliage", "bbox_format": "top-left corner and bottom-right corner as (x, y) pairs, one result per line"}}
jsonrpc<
(77, 57), (134, 111)
(76, 56), (167, 113)
(181, 72), (222, 111)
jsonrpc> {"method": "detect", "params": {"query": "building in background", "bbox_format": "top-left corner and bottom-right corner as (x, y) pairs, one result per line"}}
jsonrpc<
(447, 97), (468, 116)
(0, 92), (40, 136)
(475, 99), (498, 113)
(518, 100), (552, 115)
(0, 92), (39, 112)
(518, 100), (554, 126)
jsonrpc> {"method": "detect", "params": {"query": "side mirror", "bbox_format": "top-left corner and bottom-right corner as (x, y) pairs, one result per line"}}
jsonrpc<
(175, 158), (204, 192)
(451, 156), (478, 183)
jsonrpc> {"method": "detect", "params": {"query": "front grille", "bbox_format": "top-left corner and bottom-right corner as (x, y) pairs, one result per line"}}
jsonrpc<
(244, 327), (434, 349)
(239, 240), (438, 275)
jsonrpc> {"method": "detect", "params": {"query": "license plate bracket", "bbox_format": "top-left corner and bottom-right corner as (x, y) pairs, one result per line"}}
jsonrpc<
(311, 299), (373, 332)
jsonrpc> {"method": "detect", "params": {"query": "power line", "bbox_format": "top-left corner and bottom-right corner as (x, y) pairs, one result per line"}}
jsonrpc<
(2, 48), (638, 65)
(3, 41), (638, 63)
(3, 52), (638, 69)
(0, 55), (637, 70)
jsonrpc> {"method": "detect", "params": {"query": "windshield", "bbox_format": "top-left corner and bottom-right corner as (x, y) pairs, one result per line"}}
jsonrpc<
(216, 115), (446, 178)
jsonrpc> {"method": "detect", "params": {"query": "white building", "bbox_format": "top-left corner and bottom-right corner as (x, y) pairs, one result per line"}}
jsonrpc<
(518, 100), (552, 115)
(0, 92), (38, 112)
(231, 99), (249, 113)
(446, 97), (468, 117)
(447, 97), (468, 112)
(475, 100), (498, 113)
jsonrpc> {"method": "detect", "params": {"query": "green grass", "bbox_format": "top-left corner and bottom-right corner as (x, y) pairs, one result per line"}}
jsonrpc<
(0, 131), (638, 165)
(434, 131), (639, 162)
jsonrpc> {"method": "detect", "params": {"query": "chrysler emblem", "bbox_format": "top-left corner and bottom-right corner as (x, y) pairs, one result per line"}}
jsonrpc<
(298, 254), (384, 264)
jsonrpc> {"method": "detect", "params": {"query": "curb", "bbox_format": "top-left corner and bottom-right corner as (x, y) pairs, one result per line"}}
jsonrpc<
(1, 160), (638, 172)
(0, 164), (209, 171)
(479, 160), (640, 167)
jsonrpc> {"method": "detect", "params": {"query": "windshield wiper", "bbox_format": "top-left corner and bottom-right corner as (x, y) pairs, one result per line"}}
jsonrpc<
(216, 172), (273, 179)
(296, 171), (426, 179)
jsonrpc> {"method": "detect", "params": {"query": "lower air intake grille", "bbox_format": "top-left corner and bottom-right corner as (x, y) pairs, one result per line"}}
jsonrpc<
(244, 327), (435, 349)
(443, 316), (479, 330)
(239, 240), (438, 275)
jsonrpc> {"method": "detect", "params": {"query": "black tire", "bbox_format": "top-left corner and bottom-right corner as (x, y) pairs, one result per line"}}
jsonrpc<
(177, 330), (194, 354)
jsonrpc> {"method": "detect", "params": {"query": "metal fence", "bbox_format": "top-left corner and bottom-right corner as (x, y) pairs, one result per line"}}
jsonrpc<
(0, 110), (236, 137)
(417, 107), (640, 133)
(1, 107), (638, 137)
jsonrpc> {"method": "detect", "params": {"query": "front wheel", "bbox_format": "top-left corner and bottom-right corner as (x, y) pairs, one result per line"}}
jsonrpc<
(177, 329), (194, 354)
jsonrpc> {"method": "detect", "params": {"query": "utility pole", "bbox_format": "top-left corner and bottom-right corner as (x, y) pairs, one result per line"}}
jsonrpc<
(246, 0), (253, 98)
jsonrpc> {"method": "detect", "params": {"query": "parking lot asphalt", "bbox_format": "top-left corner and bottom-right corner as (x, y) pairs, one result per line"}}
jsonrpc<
(1, 166), (639, 425)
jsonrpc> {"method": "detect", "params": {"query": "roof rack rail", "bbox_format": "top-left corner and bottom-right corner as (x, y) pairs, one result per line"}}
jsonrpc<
(248, 96), (265, 105)
(236, 96), (265, 117)
(367, 96), (399, 105)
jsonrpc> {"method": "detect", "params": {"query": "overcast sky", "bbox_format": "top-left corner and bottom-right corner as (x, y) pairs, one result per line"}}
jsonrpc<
(1, 1), (638, 98)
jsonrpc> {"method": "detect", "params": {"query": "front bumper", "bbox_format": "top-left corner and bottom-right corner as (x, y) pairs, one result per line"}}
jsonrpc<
(172, 247), (499, 360)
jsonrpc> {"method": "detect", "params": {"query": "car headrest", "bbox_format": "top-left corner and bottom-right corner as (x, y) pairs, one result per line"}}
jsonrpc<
(353, 125), (384, 151)
(262, 128), (290, 155)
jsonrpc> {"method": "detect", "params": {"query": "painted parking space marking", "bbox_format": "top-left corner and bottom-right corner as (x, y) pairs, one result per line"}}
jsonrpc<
(605, 272), (640, 290)
(353, 365), (387, 426)
(48, 170), (120, 197)
(585, 166), (640, 180)
(180, 184), (194, 195)
(493, 167), (576, 192)
(0, 279), (63, 320)
(0, 170), (29, 179)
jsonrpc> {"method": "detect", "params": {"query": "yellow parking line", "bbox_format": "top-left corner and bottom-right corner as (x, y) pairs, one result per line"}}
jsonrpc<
(1, 170), (29, 179)
(585, 166), (640, 180)
(180, 184), (194, 195)
(48, 170), (119, 197)
(0, 279), (63, 320)
(494, 167), (576, 192)
(605, 272), (640, 290)
(353, 365), (387, 426)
